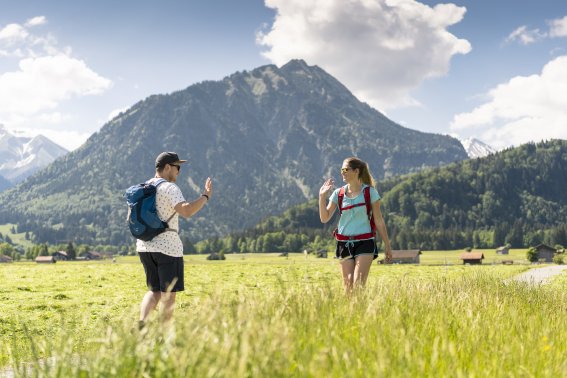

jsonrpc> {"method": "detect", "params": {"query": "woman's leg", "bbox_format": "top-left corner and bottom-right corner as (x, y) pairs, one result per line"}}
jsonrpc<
(353, 255), (374, 288)
(340, 259), (355, 293)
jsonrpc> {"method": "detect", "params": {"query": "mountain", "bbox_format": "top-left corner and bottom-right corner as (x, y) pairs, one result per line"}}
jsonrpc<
(0, 174), (11, 192)
(204, 140), (567, 252)
(460, 138), (496, 159)
(0, 59), (467, 246)
(0, 125), (68, 186)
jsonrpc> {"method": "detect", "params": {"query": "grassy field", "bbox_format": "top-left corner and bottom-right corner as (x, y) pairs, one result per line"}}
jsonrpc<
(0, 223), (33, 250)
(1, 253), (566, 377)
(419, 248), (529, 265)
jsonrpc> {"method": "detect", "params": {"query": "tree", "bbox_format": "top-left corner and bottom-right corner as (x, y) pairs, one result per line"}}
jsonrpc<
(182, 236), (197, 254)
(0, 243), (15, 256)
(39, 244), (49, 256)
(526, 247), (538, 263)
(505, 221), (524, 248)
(66, 242), (76, 260)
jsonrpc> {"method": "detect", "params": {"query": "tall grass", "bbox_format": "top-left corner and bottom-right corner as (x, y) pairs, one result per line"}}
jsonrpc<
(7, 270), (567, 377)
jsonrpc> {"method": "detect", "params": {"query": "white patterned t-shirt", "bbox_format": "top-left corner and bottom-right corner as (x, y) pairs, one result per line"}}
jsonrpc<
(136, 178), (186, 257)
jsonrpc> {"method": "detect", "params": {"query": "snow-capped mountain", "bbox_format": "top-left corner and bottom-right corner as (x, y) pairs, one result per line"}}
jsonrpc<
(460, 138), (496, 159)
(0, 125), (68, 186)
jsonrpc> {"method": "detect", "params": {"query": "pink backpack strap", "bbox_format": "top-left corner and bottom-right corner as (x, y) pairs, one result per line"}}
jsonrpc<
(338, 186), (345, 214)
(364, 186), (376, 233)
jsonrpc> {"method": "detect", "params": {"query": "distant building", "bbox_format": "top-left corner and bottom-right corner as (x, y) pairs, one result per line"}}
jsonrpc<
(53, 251), (68, 261)
(36, 256), (56, 264)
(460, 252), (484, 265)
(533, 244), (556, 263)
(84, 251), (102, 260)
(0, 254), (13, 263)
(496, 246), (509, 255)
(390, 250), (421, 264)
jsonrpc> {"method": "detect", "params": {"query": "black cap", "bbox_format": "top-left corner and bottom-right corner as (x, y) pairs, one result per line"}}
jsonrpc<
(155, 152), (187, 168)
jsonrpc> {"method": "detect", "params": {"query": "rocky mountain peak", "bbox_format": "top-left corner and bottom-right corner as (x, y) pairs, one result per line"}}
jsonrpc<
(461, 138), (496, 159)
(0, 127), (68, 186)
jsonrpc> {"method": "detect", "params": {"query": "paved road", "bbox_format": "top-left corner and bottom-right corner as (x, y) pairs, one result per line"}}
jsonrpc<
(513, 265), (567, 285)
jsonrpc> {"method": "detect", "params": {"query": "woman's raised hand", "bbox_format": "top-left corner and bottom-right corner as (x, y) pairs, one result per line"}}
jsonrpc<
(319, 178), (335, 197)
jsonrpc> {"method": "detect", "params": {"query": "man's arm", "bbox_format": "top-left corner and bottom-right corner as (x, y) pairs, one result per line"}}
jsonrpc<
(175, 177), (212, 218)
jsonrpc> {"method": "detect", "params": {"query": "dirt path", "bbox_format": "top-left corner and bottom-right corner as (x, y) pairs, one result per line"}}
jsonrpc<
(513, 265), (567, 285)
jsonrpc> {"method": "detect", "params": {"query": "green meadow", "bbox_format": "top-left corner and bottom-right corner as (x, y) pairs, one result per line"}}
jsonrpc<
(0, 223), (33, 250)
(1, 253), (566, 377)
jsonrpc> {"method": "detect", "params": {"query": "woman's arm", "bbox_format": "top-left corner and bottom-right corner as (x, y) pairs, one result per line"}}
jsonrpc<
(372, 200), (392, 262)
(319, 178), (337, 223)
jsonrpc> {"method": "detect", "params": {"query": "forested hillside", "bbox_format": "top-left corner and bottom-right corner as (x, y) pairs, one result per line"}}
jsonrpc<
(197, 140), (567, 252)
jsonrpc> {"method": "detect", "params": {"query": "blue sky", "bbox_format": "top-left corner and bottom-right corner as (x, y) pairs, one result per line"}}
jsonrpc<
(1, 0), (566, 150)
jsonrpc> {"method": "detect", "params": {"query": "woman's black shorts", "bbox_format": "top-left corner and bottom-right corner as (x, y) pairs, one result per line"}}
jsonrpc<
(139, 252), (184, 292)
(335, 239), (378, 261)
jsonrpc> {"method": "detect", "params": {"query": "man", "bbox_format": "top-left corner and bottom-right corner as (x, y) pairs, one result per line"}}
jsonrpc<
(137, 151), (213, 328)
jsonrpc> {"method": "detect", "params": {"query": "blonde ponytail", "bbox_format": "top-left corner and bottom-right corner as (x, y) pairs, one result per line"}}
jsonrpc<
(344, 157), (376, 188)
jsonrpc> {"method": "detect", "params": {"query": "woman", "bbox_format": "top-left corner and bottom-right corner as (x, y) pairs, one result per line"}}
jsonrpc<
(319, 157), (392, 292)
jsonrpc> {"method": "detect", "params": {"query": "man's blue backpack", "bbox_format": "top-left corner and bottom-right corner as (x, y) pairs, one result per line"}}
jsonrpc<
(125, 178), (176, 241)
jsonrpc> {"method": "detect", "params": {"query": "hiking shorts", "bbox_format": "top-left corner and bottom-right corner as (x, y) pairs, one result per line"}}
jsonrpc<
(139, 252), (184, 292)
(336, 239), (378, 261)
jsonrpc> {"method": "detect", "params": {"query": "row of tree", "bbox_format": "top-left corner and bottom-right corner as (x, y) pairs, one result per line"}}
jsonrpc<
(193, 140), (567, 252)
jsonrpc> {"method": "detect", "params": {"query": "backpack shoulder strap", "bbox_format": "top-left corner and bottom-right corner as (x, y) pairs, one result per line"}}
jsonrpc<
(148, 178), (176, 223)
(364, 186), (376, 232)
(153, 178), (167, 187)
(338, 186), (345, 214)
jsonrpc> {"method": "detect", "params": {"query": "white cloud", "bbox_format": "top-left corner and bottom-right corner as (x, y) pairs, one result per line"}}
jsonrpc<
(505, 26), (546, 45)
(506, 15), (567, 45)
(549, 15), (567, 37)
(0, 55), (112, 116)
(0, 17), (111, 151)
(0, 16), (62, 58)
(450, 55), (567, 149)
(0, 16), (112, 140)
(25, 16), (47, 27)
(35, 112), (71, 124)
(257, 0), (471, 111)
(0, 23), (29, 46)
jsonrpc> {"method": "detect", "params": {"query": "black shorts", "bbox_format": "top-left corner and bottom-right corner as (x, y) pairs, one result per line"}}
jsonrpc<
(336, 239), (378, 261)
(139, 252), (184, 292)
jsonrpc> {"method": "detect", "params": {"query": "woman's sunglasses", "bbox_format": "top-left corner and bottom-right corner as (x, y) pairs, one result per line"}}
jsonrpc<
(340, 167), (351, 174)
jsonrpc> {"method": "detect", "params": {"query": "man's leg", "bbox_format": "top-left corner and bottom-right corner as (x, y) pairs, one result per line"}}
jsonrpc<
(156, 255), (183, 325)
(139, 253), (162, 328)
(140, 290), (161, 323)
(159, 291), (176, 325)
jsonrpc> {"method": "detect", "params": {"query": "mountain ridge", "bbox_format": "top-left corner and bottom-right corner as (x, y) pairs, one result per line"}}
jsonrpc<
(0, 59), (468, 245)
